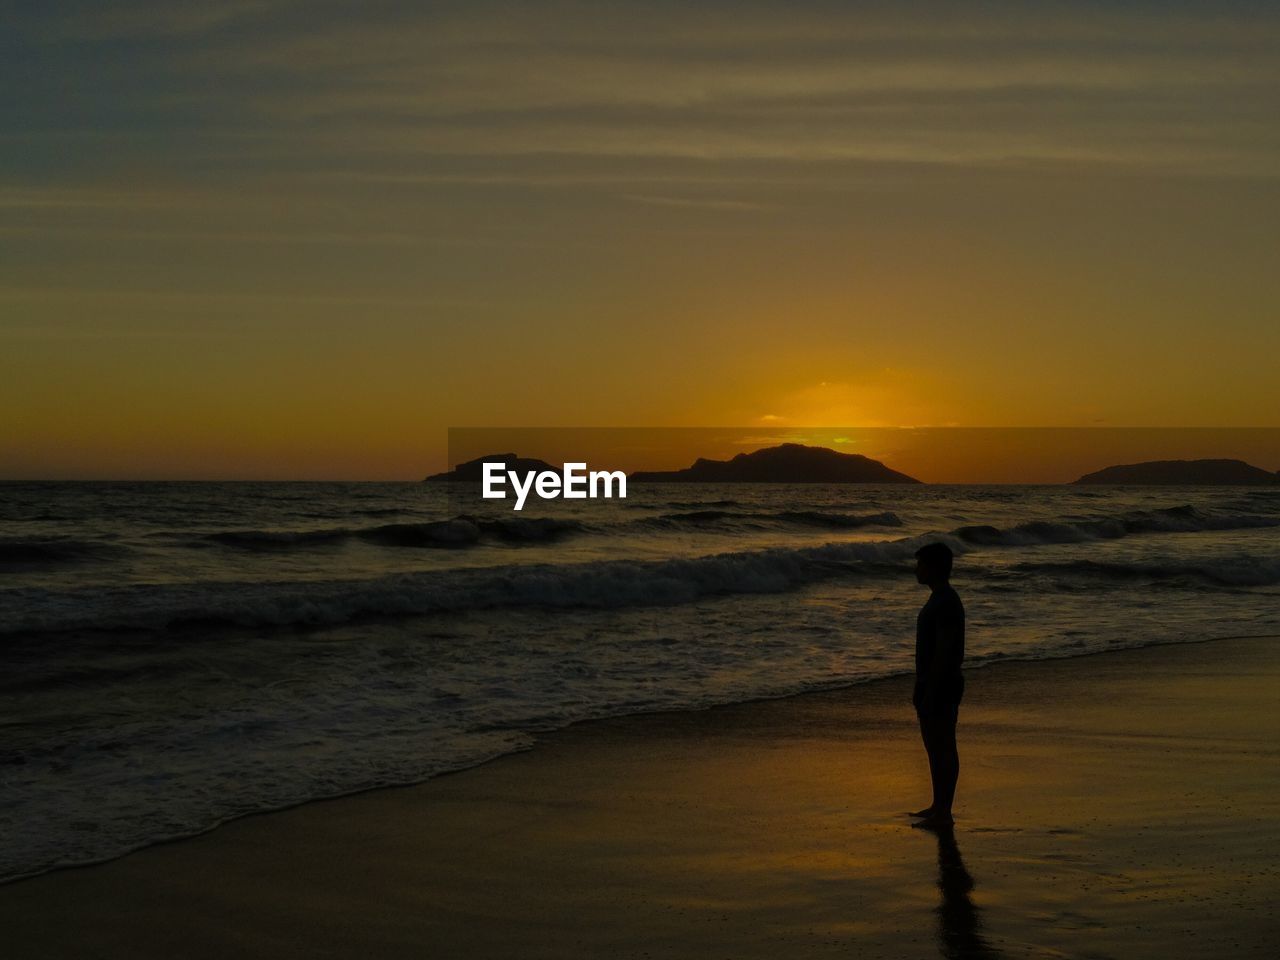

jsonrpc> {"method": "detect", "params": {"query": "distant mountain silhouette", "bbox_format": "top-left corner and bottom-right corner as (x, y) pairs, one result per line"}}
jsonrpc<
(424, 453), (558, 482)
(1072, 458), (1280, 485)
(629, 443), (921, 483)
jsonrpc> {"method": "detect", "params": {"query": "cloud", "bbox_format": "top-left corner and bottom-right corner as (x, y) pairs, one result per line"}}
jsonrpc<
(621, 193), (775, 211)
(9, 1), (1279, 180)
(27, 0), (298, 39)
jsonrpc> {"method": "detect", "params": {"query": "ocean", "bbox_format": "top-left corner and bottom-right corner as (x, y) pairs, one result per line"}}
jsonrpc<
(2, 480), (1278, 882)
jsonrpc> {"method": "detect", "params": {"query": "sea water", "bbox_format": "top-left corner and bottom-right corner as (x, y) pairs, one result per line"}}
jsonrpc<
(2, 481), (1278, 881)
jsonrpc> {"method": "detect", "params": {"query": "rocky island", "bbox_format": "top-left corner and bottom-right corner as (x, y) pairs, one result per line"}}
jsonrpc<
(628, 442), (921, 483)
(1072, 458), (1279, 485)
(423, 453), (559, 482)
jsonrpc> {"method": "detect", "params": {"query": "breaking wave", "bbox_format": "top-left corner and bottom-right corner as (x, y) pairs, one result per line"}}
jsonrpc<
(0, 535), (939, 637)
(955, 504), (1277, 546)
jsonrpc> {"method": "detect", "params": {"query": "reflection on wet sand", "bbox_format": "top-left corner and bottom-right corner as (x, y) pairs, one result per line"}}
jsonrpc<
(930, 826), (1002, 959)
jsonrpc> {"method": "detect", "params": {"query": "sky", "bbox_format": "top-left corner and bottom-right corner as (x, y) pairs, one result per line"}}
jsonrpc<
(4, 1), (1279, 479)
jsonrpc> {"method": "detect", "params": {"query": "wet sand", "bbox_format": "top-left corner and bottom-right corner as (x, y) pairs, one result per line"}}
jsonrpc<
(2, 634), (1277, 958)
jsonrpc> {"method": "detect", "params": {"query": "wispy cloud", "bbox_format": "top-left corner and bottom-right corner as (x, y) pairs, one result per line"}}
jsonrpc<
(9, 1), (1279, 180)
(621, 193), (775, 211)
(28, 0), (299, 40)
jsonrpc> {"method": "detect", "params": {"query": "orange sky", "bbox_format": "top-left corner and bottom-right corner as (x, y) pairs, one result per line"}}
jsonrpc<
(4, 3), (1279, 479)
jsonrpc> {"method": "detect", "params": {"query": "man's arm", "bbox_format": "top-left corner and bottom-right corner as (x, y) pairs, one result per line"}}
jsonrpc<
(920, 604), (962, 706)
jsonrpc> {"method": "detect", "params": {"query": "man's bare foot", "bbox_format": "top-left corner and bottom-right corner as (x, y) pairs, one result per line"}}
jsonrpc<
(911, 812), (955, 831)
(908, 807), (935, 818)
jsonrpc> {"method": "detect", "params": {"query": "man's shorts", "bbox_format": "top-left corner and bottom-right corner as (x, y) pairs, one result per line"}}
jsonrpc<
(916, 698), (961, 726)
(913, 675), (964, 719)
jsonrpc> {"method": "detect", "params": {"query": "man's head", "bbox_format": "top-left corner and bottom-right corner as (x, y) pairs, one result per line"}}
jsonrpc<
(914, 542), (953, 586)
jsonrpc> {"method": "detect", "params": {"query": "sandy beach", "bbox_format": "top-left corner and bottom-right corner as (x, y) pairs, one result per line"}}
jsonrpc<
(2, 634), (1277, 959)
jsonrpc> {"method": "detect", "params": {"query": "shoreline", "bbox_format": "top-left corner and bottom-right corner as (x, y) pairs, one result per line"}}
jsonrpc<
(3, 631), (1263, 889)
(3, 632), (1279, 957)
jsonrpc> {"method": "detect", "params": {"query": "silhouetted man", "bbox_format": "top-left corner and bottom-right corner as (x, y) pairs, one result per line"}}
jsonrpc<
(910, 542), (965, 829)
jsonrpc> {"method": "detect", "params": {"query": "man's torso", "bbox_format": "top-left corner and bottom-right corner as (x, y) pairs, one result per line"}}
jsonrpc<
(915, 585), (965, 705)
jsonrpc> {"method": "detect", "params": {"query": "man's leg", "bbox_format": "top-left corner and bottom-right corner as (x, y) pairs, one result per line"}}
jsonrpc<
(916, 705), (959, 826)
(933, 703), (960, 816)
(912, 708), (939, 817)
